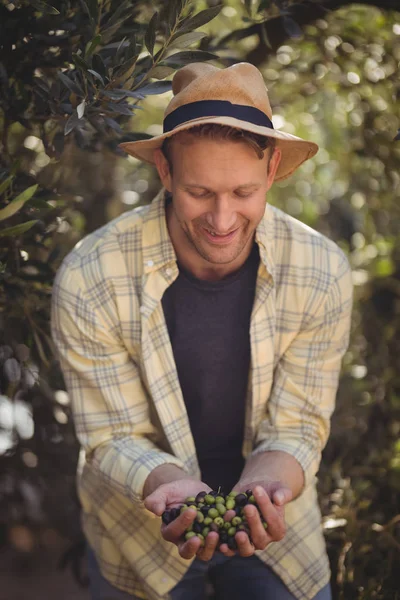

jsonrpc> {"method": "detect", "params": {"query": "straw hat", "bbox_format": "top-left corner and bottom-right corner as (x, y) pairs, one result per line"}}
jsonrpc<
(118, 62), (318, 181)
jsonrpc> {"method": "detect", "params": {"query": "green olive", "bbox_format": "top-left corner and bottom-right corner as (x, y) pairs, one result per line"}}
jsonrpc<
(215, 496), (225, 504)
(248, 495), (256, 504)
(226, 499), (235, 510)
(205, 494), (215, 505)
(224, 522), (231, 531)
(213, 516), (224, 528)
(185, 531), (196, 540)
(216, 503), (226, 515)
(262, 521), (268, 530)
(204, 517), (213, 526)
(196, 511), (204, 523)
(202, 527), (210, 537)
(232, 516), (242, 526)
(227, 527), (237, 537)
(208, 508), (219, 519)
(185, 496), (196, 503)
(228, 491), (238, 497)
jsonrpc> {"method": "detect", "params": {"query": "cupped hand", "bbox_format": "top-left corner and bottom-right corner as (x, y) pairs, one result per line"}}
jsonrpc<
(218, 483), (292, 558)
(144, 479), (220, 561)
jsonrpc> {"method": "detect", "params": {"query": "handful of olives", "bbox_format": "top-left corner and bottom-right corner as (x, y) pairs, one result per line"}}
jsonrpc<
(161, 489), (267, 551)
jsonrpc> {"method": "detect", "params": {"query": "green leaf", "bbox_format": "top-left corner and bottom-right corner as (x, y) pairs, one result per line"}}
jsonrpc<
(0, 175), (14, 197)
(105, 0), (131, 28)
(0, 220), (38, 237)
(29, 0), (60, 15)
(88, 69), (105, 86)
(85, 34), (102, 58)
(112, 55), (139, 81)
(107, 103), (136, 116)
(162, 50), (218, 68)
(73, 53), (90, 72)
(64, 112), (81, 135)
(150, 66), (175, 80)
(177, 6), (222, 35)
(169, 31), (207, 49)
(77, 100), (86, 119)
(145, 12), (158, 56)
(0, 185), (38, 222)
(137, 81), (172, 95)
(58, 72), (84, 96)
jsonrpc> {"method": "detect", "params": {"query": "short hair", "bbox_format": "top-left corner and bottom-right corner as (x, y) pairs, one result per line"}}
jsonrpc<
(161, 124), (276, 173)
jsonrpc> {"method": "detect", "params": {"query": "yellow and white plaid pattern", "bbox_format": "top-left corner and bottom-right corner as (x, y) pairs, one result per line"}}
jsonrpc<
(51, 188), (353, 600)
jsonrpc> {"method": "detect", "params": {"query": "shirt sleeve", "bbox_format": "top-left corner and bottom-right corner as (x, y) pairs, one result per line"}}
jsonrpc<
(251, 250), (353, 489)
(50, 262), (186, 507)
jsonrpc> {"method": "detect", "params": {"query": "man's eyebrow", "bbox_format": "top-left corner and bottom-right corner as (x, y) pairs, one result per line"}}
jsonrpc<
(183, 183), (261, 190)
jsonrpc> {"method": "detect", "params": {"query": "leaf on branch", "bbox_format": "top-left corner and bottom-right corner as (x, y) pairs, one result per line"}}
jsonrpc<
(113, 55), (139, 82)
(169, 31), (207, 49)
(162, 50), (218, 68)
(104, 118), (123, 134)
(145, 12), (159, 56)
(151, 66), (175, 80)
(88, 69), (105, 86)
(85, 35), (102, 59)
(72, 53), (90, 72)
(64, 112), (81, 135)
(282, 16), (303, 39)
(29, 0), (60, 15)
(58, 72), (84, 96)
(105, 0), (131, 28)
(77, 100), (86, 119)
(0, 220), (38, 237)
(0, 175), (14, 197)
(136, 81), (172, 96)
(108, 103), (136, 116)
(177, 5), (222, 35)
(0, 185), (38, 222)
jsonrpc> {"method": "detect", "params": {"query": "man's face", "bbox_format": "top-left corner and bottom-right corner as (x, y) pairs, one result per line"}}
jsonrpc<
(154, 134), (281, 278)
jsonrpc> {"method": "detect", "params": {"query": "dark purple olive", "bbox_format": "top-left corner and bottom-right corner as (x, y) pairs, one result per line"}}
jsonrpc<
(209, 491), (219, 497)
(162, 511), (171, 525)
(195, 491), (207, 503)
(235, 493), (248, 507)
(170, 507), (180, 520)
(193, 522), (203, 534)
(219, 531), (228, 544)
(201, 505), (210, 515)
(234, 506), (241, 516)
(209, 522), (220, 533)
(245, 489), (252, 497)
(227, 537), (238, 550)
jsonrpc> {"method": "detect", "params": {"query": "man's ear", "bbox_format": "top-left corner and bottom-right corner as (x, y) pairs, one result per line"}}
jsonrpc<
(266, 147), (282, 190)
(153, 148), (172, 192)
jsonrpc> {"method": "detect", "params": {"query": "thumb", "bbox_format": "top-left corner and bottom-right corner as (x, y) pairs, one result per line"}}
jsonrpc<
(272, 486), (292, 507)
(144, 488), (167, 516)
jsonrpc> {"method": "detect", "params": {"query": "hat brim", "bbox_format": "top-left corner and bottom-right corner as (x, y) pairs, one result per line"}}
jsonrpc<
(118, 116), (318, 182)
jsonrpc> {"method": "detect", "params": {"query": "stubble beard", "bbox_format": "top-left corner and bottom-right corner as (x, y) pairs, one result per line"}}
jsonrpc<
(180, 218), (254, 265)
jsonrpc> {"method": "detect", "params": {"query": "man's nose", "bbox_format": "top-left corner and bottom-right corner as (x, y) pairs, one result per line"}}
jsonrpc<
(206, 195), (237, 233)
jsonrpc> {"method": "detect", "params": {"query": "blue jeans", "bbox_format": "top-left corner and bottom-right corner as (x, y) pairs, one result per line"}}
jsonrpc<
(87, 546), (332, 600)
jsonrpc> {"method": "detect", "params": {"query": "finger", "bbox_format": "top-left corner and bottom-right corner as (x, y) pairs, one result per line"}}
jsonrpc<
(272, 486), (293, 507)
(223, 509), (236, 522)
(178, 536), (202, 560)
(253, 486), (286, 541)
(218, 543), (235, 557)
(196, 532), (219, 562)
(162, 509), (197, 543)
(243, 504), (269, 549)
(235, 531), (255, 557)
(144, 489), (168, 516)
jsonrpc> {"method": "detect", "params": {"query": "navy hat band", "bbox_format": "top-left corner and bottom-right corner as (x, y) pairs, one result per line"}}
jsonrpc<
(163, 100), (274, 133)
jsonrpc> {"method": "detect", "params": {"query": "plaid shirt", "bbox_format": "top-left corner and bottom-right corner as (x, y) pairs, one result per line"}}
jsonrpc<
(51, 188), (353, 600)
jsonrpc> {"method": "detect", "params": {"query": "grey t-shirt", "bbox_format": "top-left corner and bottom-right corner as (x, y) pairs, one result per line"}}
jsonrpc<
(162, 243), (260, 493)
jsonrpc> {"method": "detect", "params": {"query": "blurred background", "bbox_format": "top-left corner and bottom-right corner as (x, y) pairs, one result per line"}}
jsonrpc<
(0, 0), (399, 598)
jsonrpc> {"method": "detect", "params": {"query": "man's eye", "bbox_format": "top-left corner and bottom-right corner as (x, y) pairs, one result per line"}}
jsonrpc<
(190, 191), (209, 198)
(235, 192), (252, 198)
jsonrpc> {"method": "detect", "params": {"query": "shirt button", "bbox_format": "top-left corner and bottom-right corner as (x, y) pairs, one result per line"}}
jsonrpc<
(165, 268), (172, 276)
(147, 260), (154, 267)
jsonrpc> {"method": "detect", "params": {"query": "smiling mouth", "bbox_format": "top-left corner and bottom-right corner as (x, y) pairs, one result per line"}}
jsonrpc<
(202, 227), (239, 243)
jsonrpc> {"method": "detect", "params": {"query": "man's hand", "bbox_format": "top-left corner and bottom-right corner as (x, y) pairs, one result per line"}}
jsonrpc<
(218, 481), (292, 558)
(144, 479), (220, 562)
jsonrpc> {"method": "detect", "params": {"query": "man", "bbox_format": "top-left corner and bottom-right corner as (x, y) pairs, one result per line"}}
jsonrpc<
(51, 62), (353, 600)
